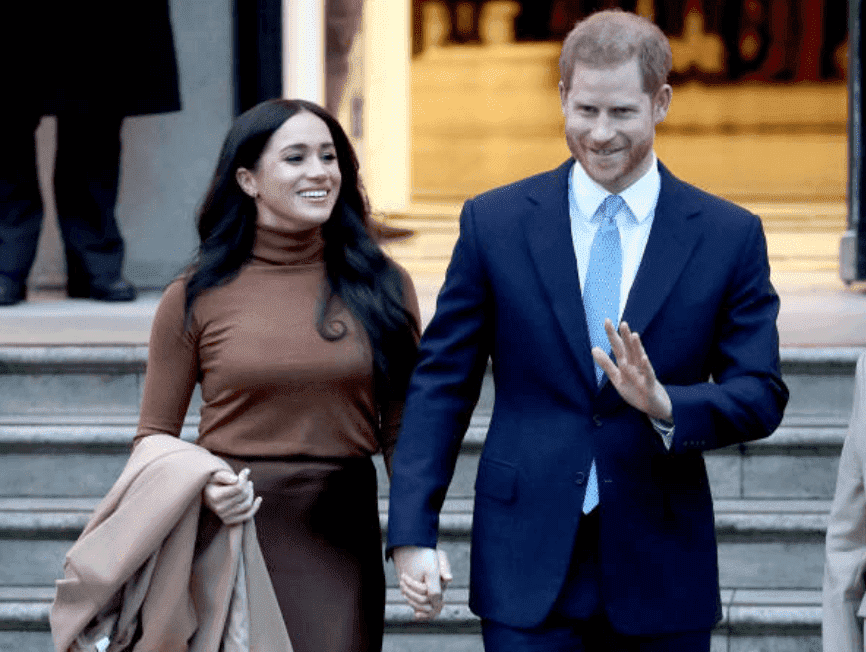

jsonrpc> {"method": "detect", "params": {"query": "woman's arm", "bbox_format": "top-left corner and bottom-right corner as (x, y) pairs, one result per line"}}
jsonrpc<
(135, 279), (260, 523)
(135, 280), (199, 444)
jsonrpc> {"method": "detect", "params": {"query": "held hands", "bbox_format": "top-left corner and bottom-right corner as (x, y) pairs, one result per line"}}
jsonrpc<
(392, 546), (453, 620)
(592, 319), (673, 422)
(203, 468), (262, 525)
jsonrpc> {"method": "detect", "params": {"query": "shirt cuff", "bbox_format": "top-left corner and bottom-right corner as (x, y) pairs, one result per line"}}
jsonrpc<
(650, 417), (675, 451)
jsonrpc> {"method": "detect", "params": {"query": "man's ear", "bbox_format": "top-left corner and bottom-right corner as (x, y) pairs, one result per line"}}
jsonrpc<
(235, 167), (258, 198)
(653, 84), (673, 125)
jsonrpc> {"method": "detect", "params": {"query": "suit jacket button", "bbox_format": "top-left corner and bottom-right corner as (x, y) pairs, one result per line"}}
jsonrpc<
(593, 415), (602, 427)
(575, 472), (585, 485)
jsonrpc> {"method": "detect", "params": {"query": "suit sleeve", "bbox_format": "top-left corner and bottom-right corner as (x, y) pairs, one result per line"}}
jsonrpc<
(666, 214), (788, 453)
(386, 199), (492, 552)
(823, 353), (866, 652)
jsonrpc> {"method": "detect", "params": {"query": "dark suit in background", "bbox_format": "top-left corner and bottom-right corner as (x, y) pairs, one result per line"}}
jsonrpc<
(0, 1), (181, 303)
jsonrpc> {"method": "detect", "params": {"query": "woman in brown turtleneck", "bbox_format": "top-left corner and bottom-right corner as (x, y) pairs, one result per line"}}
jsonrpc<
(135, 99), (421, 652)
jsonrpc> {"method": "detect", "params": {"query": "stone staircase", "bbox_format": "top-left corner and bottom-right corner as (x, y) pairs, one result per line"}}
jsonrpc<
(0, 345), (860, 651)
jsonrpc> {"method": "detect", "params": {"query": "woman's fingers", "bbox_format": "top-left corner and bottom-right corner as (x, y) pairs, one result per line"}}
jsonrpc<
(208, 481), (248, 510)
(222, 495), (262, 525)
(205, 468), (259, 524)
(399, 574), (432, 608)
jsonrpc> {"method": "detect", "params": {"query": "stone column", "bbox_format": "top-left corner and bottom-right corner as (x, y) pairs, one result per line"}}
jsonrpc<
(841, 0), (863, 282)
(361, 0), (411, 212)
(283, 0), (326, 104)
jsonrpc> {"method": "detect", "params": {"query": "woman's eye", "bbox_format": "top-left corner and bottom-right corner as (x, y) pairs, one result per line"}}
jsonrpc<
(322, 152), (337, 162)
(285, 155), (304, 163)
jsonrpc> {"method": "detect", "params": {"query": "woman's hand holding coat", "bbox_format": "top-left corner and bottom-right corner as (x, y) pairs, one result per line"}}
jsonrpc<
(203, 468), (262, 525)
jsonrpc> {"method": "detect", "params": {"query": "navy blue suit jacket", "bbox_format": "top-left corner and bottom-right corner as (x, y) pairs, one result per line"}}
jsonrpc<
(386, 160), (789, 634)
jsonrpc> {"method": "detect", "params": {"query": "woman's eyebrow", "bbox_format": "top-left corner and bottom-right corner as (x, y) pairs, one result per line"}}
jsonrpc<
(278, 142), (335, 154)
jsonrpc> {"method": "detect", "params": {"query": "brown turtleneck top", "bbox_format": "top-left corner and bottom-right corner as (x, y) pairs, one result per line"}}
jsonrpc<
(135, 225), (420, 472)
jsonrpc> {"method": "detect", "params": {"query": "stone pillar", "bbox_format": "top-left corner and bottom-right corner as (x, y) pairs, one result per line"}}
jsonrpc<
(361, 0), (411, 212)
(841, 0), (863, 282)
(283, 0), (326, 104)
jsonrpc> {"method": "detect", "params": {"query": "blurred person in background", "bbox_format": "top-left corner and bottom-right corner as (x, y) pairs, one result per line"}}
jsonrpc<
(0, 1), (181, 305)
(824, 352), (866, 651)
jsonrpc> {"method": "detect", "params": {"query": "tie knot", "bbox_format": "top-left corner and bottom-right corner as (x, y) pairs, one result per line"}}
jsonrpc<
(599, 195), (624, 224)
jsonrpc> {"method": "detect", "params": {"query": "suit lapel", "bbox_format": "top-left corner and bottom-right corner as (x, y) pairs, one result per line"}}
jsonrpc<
(522, 160), (598, 391)
(620, 164), (703, 337)
(522, 161), (704, 397)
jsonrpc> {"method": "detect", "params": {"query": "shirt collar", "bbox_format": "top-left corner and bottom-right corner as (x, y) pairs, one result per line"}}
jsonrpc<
(570, 153), (660, 224)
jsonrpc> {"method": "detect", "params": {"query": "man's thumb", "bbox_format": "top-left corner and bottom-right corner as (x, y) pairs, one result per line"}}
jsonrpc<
(425, 558), (442, 599)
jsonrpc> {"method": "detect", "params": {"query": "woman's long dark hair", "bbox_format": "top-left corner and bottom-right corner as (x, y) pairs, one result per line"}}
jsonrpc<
(186, 98), (419, 409)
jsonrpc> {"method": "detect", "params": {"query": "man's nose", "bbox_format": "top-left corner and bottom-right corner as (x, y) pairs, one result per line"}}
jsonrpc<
(589, 116), (615, 143)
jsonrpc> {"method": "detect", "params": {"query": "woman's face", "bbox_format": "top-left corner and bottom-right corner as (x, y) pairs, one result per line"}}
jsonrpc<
(237, 111), (342, 232)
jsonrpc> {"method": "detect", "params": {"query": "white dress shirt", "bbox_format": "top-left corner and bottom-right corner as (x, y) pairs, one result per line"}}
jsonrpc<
(568, 153), (674, 449)
(569, 153), (659, 313)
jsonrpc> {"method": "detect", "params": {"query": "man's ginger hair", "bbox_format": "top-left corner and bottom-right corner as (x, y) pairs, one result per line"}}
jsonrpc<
(559, 9), (672, 95)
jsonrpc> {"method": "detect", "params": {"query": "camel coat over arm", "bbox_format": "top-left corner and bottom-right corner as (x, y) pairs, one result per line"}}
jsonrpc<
(824, 352), (866, 651)
(50, 434), (292, 652)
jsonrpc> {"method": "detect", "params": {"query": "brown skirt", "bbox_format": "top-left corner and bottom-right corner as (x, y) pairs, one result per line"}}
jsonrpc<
(220, 454), (385, 652)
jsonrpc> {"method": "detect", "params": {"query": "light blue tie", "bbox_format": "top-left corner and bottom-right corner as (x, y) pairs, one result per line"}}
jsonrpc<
(582, 194), (623, 514)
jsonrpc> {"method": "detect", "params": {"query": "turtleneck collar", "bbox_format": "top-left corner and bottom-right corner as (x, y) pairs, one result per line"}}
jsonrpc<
(251, 224), (325, 266)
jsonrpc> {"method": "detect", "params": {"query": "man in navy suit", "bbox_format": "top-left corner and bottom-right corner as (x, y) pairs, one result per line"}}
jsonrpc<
(387, 9), (788, 651)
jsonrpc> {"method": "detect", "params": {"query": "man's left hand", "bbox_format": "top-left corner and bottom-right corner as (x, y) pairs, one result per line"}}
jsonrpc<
(592, 319), (673, 422)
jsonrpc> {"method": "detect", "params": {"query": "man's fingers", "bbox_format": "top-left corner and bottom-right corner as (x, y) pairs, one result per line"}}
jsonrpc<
(421, 565), (443, 618)
(437, 548), (453, 587)
(592, 346), (618, 381)
(619, 322), (644, 364)
(604, 318), (622, 352)
(620, 326), (656, 382)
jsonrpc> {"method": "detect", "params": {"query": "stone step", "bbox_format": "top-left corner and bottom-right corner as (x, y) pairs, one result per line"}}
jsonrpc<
(0, 416), (850, 501)
(0, 497), (831, 591)
(0, 346), (860, 421)
(0, 586), (821, 651)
